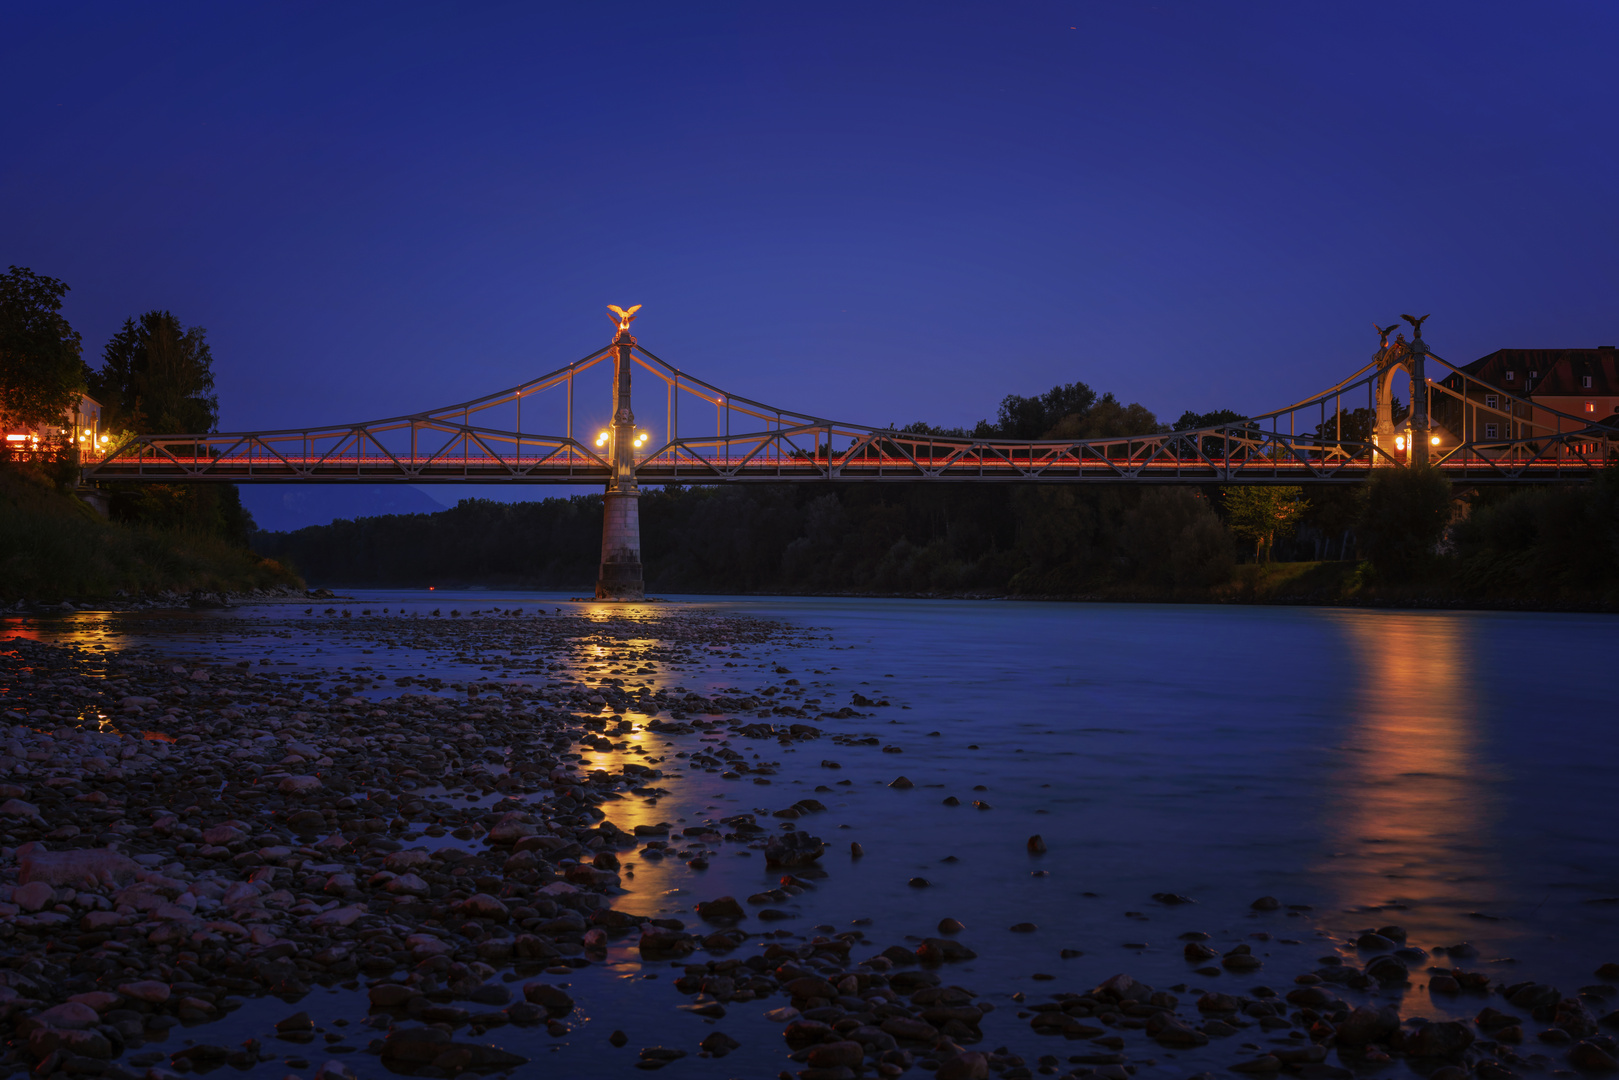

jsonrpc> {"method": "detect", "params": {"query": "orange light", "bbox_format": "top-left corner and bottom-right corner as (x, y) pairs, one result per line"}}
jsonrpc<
(1395, 435), (1406, 451)
(1429, 435), (1440, 446)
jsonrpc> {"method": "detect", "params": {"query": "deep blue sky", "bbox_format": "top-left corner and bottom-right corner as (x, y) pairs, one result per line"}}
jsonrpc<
(5, 2), (1617, 527)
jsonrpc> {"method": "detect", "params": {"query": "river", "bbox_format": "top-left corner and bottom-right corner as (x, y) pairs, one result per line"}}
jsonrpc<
(6, 592), (1618, 1078)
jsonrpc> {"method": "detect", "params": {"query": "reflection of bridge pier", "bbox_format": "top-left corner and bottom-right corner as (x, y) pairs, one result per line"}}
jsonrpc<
(596, 309), (645, 600)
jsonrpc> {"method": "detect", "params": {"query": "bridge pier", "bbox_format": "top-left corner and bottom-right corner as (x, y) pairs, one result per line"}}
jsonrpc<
(596, 315), (645, 600)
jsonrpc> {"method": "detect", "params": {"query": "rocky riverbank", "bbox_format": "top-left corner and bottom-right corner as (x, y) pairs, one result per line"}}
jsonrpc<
(0, 609), (1615, 1080)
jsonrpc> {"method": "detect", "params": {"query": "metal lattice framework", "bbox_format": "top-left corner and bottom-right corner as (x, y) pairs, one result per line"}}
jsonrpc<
(79, 334), (1616, 486)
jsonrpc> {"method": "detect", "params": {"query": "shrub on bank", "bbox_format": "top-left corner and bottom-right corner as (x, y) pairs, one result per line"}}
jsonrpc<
(0, 465), (300, 601)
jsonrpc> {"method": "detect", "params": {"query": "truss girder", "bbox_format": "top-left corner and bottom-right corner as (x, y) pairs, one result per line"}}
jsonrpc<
(80, 342), (1617, 486)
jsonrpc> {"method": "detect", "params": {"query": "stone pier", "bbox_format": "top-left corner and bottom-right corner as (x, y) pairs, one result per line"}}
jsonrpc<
(595, 309), (645, 600)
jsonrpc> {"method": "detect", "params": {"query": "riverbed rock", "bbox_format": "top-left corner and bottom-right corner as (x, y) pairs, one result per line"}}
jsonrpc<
(19, 848), (137, 888)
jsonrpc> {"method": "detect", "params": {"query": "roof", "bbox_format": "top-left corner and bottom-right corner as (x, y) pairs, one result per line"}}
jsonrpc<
(1457, 347), (1619, 396)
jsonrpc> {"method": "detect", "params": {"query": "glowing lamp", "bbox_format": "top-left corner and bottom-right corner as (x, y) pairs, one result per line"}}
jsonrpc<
(1429, 435), (1440, 446)
(595, 430), (609, 448)
(1395, 435), (1406, 451)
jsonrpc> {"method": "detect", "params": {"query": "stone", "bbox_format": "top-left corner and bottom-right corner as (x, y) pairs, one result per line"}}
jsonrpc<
(0, 798), (40, 819)
(1401, 1020), (1474, 1057)
(1570, 1042), (1619, 1071)
(697, 896), (745, 922)
(1027, 835), (1046, 853)
(381, 1028), (453, 1063)
(699, 1031), (740, 1056)
(276, 1011), (315, 1032)
(523, 983), (574, 1013)
(278, 775), (322, 794)
(13, 880), (54, 912)
(20, 848), (137, 888)
(384, 873), (431, 896)
(28, 1001), (99, 1030)
(889, 776), (913, 789)
(764, 830), (824, 868)
(880, 1017), (940, 1042)
(938, 917), (966, 933)
(1335, 1005), (1400, 1046)
(117, 981), (170, 1004)
(1250, 896), (1281, 910)
(936, 1051), (990, 1080)
(807, 1041), (865, 1068)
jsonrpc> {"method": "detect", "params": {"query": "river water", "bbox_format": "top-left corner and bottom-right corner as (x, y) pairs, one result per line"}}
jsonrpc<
(8, 593), (1619, 1078)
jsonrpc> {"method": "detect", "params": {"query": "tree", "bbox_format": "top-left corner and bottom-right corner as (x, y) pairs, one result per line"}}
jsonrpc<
(1173, 408), (1248, 432)
(1173, 408), (1253, 459)
(0, 266), (83, 431)
(1223, 486), (1310, 562)
(1044, 393), (1163, 439)
(1359, 464), (1451, 579)
(89, 311), (218, 435)
(994, 381), (1098, 439)
(1118, 488), (1235, 588)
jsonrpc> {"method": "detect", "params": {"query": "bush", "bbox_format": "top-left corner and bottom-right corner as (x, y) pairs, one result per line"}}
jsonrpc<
(1359, 465), (1453, 580)
(1119, 488), (1235, 588)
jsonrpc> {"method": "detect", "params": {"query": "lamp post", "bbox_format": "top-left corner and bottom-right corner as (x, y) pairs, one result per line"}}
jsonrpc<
(596, 305), (646, 600)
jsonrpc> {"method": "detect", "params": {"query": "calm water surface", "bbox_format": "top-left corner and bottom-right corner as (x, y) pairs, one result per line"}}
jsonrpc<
(9, 594), (1618, 1077)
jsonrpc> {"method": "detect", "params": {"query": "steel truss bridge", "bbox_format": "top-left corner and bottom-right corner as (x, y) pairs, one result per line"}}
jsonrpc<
(80, 323), (1615, 488)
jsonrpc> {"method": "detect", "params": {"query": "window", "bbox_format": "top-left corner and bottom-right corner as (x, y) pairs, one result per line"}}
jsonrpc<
(1485, 394), (1498, 409)
(1530, 370), (1539, 379)
(1584, 375), (1594, 388)
(1505, 371), (1516, 381)
(1587, 402), (1596, 413)
(1484, 423), (1499, 439)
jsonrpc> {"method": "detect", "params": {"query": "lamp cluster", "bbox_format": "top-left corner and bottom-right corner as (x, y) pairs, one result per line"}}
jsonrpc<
(594, 430), (649, 449)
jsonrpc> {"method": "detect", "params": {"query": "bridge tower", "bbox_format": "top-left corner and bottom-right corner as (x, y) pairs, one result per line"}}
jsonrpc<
(1370, 314), (1432, 467)
(596, 306), (645, 600)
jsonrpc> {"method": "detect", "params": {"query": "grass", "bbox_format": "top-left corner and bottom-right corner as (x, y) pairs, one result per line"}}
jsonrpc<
(0, 466), (302, 601)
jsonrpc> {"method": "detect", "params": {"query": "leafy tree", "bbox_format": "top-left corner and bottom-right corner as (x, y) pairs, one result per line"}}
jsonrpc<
(1173, 408), (1248, 432)
(1173, 408), (1253, 459)
(994, 381), (1098, 439)
(1359, 464), (1451, 579)
(0, 266), (83, 431)
(89, 311), (218, 435)
(1044, 393), (1163, 439)
(1223, 485), (1310, 562)
(1118, 488), (1235, 587)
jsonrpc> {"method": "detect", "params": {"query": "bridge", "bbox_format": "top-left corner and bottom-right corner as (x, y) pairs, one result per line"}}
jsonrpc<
(79, 309), (1616, 599)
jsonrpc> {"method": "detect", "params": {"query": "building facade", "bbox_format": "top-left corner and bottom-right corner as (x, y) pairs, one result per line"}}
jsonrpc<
(2, 393), (104, 457)
(1437, 346), (1619, 449)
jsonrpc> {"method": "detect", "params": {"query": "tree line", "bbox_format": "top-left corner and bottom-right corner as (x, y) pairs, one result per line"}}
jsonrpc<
(0, 265), (253, 542)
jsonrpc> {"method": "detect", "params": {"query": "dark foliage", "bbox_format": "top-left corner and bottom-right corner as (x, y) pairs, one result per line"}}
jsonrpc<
(1359, 464), (1453, 579)
(1452, 469), (1619, 600)
(89, 310), (218, 436)
(0, 266), (83, 431)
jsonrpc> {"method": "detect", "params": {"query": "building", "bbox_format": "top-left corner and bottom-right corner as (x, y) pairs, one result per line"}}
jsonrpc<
(1437, 346), (1619, 451)
(2, 393), (104, 457)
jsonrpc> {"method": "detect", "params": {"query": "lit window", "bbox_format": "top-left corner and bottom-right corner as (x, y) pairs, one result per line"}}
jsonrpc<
(1484, 423), (1499, 439)
(1587, 402), (1596, 413)
(1584, 375), (1594, 388)
(1485, 394), (1498, 409)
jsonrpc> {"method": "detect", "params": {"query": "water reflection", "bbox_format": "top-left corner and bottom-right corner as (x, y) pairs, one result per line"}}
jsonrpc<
(1326, 612), (1499, 931)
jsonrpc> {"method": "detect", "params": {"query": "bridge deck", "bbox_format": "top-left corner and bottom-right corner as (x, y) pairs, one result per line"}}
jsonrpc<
(80, 452), (1611, 483)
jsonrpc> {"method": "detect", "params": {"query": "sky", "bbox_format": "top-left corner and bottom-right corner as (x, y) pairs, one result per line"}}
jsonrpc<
(5, 2), (1618, 529)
